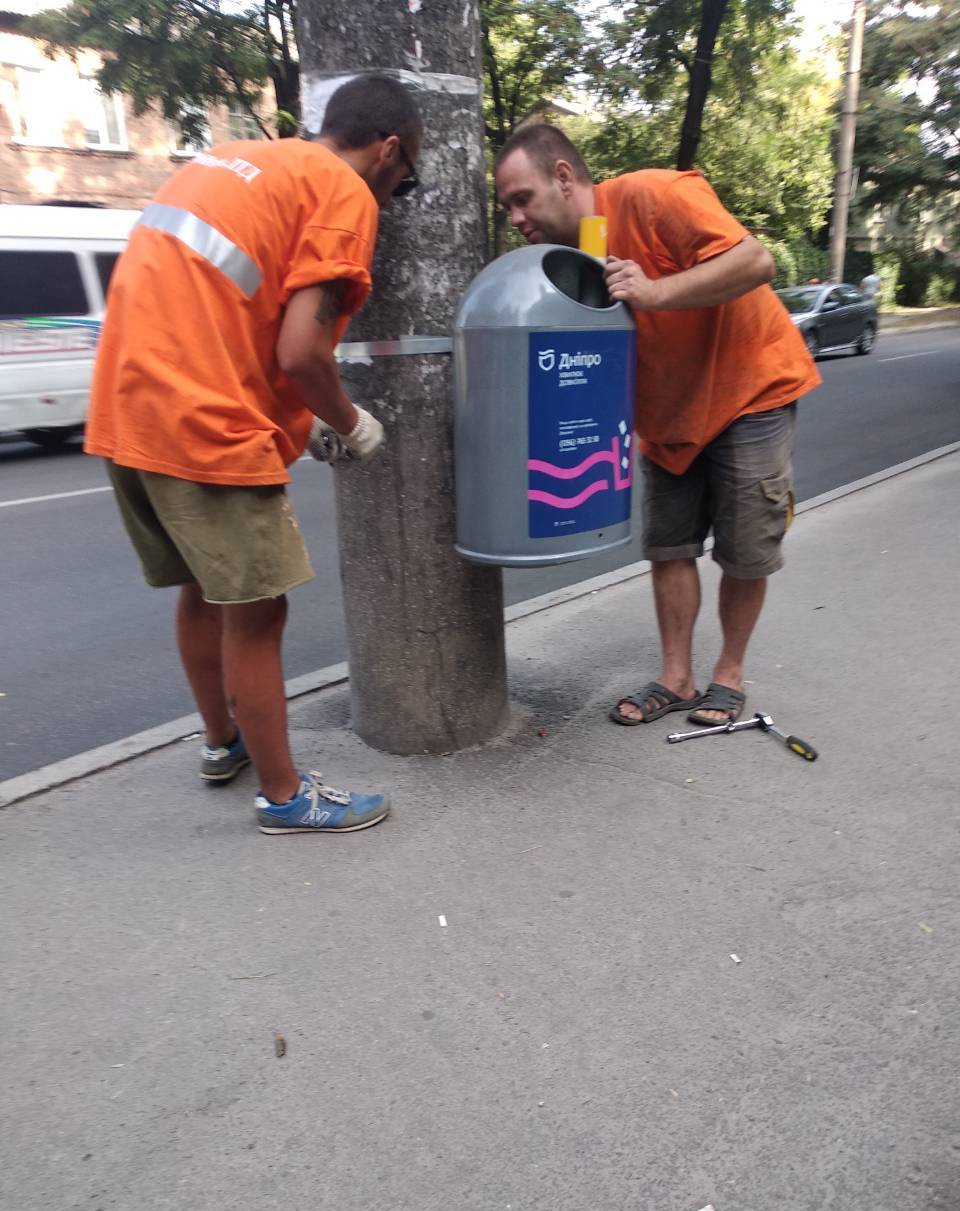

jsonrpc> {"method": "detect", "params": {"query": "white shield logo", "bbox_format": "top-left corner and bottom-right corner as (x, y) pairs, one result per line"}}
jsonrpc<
(537, 349), (556, 372)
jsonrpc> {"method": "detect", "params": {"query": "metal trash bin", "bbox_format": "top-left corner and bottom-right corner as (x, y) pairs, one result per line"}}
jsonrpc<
(454, 245), (636, 567)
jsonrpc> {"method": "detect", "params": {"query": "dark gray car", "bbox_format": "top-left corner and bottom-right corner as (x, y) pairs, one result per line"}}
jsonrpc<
(775, 283), (878, 358)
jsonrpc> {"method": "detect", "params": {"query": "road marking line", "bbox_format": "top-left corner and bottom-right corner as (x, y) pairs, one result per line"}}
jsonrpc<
(0, 485), (113, 509)
(2, 461), (317, 507)
(878, 351), (937, 362)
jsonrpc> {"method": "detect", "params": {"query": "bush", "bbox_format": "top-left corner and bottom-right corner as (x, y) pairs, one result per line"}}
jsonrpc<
(763, 239), (796, 288)
(881, 249), (960, 307)
(759, 235), (828, 288)
(874, 254), (901, 310)
(788, 237), (828, 286)
(924, 273), (957, 307)
(897, 254), (935, 307)
(844, 248), (874, 285)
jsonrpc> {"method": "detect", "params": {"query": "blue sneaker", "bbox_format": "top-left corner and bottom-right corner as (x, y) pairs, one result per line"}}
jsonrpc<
(200, 731), (251, 783)
(256, 771), (390, 835)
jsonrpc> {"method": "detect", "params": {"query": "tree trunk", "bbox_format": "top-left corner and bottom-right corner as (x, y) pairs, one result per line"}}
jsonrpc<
(675, 0), (731, 171)
(270, 59), (301, 136)
(296, 3), (509, 755)
(828, 0), (868, 283)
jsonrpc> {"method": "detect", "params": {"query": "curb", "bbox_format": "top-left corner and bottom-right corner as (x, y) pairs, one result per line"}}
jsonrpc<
(879, 307), (960, 332)
(3, 443), (959, 808)
(0, 664), (348, 810)
(879, 320), (960, 335)
(509, 439), (960, 623)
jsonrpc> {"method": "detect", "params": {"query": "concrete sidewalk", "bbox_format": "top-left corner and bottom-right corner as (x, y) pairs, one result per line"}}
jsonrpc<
(3, 453), (959, 1211)
(879, 305), (960, 332)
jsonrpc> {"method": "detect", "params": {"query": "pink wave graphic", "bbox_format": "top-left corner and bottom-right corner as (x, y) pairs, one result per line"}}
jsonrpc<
(528, 481), (609, 510)
(529, 437), (632, 494)
(528, 450), (615, 479)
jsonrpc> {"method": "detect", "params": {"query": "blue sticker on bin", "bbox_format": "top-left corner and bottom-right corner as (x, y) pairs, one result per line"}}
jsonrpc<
(527, 330), (635, 539)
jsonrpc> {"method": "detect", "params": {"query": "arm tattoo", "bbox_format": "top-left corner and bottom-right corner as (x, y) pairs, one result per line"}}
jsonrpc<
(314, 280), (349, 325)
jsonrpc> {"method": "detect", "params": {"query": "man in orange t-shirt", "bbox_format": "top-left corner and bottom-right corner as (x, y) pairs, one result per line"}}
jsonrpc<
(495, 124), (820, 728)
(86, 75), (421, 834)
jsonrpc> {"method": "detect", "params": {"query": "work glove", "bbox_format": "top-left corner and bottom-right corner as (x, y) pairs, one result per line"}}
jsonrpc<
(307, 406), (385, 465)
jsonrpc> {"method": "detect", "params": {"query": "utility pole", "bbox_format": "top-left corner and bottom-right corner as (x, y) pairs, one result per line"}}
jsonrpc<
(829, 0), (868, 283)
(676, 0), (731, 171)
(298, 3), (509, 755)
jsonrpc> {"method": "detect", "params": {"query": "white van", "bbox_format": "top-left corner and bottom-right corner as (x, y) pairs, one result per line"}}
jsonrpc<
(0, 205), (140, 448)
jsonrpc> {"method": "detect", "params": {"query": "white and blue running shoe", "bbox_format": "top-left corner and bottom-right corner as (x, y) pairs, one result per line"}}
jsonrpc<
(200, 731), (251, 783)
(256, 772), (390, 835)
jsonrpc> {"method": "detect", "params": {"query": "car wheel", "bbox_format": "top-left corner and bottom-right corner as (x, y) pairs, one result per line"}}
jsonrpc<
(23, 427), (76, 450)
(804, 329), (819, 358)
(856, 323), (876, 355)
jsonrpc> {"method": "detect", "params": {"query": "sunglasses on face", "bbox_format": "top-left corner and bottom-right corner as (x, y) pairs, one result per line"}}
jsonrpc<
(379, 131), (419, 197)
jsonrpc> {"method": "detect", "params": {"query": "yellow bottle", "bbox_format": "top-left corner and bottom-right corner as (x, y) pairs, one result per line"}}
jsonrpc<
(579, 215), (608, 259)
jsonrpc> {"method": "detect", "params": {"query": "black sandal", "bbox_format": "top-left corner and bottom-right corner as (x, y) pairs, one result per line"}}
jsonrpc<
(609, 681), (705, 726)
(686, 682), (746, 726)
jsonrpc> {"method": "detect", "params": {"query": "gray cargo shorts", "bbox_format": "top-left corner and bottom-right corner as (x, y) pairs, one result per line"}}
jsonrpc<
(641, 403), (797, 580)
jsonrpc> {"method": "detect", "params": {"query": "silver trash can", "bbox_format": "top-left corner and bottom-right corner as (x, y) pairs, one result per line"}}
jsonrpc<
(454, 245), (636, 567)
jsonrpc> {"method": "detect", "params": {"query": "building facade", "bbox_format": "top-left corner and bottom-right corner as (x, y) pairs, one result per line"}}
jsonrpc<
(1, 0), (266, 209)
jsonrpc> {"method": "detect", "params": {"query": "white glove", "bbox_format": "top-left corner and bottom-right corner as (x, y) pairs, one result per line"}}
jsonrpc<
(341, 406), (385, 463)
(307, 406), (385, 465)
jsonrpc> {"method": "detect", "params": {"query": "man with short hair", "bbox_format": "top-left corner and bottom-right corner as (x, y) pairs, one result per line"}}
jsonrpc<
(495, 124), (820, 727)
(86, 75), (421, 834)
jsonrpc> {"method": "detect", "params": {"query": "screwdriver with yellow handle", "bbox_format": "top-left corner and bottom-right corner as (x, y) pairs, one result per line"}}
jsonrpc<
(666, 711), (818, 761)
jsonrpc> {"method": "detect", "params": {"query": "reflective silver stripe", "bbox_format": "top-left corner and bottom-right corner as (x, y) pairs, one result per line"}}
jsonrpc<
(138, 203), (262, 297)
(336, 336), (453, 362)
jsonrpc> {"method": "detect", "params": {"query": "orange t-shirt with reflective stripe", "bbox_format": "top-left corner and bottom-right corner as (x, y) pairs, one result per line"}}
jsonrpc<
(595, 170), (820, 475)
(85, 140), (379, 485)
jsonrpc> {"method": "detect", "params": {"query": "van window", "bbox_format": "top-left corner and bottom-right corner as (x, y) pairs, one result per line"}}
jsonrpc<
(95, 251), (120, 299)
(0, 250), (88, 318)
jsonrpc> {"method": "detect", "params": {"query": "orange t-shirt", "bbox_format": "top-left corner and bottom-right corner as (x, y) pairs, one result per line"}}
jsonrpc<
(595, 170), (820, 474)
(85, 140), (379, 485)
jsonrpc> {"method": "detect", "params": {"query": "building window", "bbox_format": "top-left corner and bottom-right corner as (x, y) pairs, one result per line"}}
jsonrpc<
(0, 251), (88, 318)
(77, 76), (127, 149)
(171, 106), (211, 156)
(227, 100), (264, 141)
(5, 65), (64, 146)
(0, 63), (19, 133)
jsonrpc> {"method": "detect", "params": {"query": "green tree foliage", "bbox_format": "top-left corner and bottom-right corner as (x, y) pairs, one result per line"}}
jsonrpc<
(483, 0), (835, 255)
(853, 1), (960, 305)
(857, 0), (959, 205)
(591, 0), (795, 114)
(694, 52), (835, 239)
(873, 254), (902, 311)
(481, 0), (585, 157)
(481, 0), (585, 250)
(581, 5), (834, 245)
(28, 0), (300, 140)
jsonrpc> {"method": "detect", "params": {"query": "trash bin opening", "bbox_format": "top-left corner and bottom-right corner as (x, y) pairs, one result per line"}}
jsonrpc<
(542, 249), (616, 310)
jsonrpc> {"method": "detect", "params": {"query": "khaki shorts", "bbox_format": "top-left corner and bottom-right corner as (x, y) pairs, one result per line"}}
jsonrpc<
(107, 461), (314, 604)
(641, 404), (797, 580)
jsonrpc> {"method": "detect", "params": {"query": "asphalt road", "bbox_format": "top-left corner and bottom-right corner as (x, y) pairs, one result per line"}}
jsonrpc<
(1, 324), (957, 780)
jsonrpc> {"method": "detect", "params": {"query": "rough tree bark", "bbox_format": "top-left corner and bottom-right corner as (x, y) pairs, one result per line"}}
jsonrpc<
(297, 2), (510, 755)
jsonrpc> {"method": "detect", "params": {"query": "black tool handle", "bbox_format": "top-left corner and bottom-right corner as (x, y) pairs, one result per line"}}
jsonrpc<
(785, 735), (818, 762)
